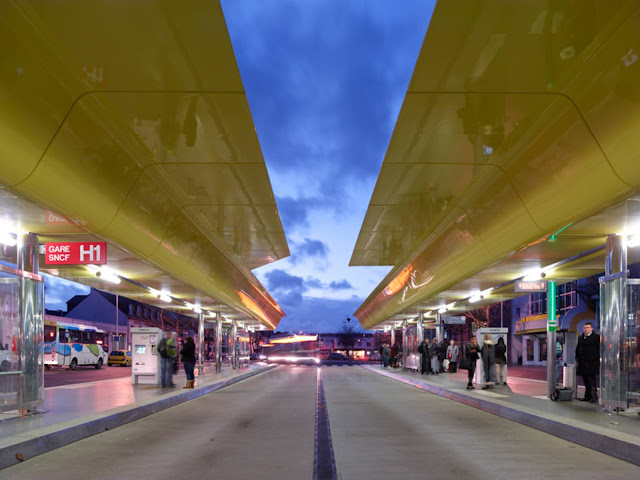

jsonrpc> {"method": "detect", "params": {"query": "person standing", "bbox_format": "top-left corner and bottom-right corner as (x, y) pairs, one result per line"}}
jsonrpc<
(555, 339), (563, 385)
(447, 340), (459, 373)
(465, 337), (480, 389)
(158, 332), (177, 388)
(378, 344), (384, 366)
(181, 336), (196, 389)
(437, 339), (447, 372)
(494, 337), (507, 385)
(481, 334), (496, 389)
(418, 338), (430, 374)
(382, 343), (390, 368)
(429, 338), (440, 375)
(576, 322), (600, 403)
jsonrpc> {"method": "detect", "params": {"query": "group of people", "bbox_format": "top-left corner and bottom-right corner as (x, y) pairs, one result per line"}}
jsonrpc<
(418, 338), (460, 374)
(462, 335), (507, 390)
(157, 332), (197, 389)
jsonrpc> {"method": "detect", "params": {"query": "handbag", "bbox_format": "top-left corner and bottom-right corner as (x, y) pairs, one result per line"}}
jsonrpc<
(459, 358), (471, 370)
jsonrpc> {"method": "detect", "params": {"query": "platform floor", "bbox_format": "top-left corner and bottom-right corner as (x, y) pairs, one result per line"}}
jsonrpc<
(369, 364), (640, 440)
(0, 364), (265, 442)
(2, 366), (638, 479)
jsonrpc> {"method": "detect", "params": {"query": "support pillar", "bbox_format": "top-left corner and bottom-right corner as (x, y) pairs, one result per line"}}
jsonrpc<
(231, 319), (238, 369)
(417, 312), (425, 344)
(401, 320), (407, 368)
(215, 312), (222, 373)
(197, 312), (204, 375)
(390, 327), (395, 348)
(547, 281), (557, 399)
(599, 234), (629, 408)
(17, 233), (44, 415)
(436, 313), (443, 342)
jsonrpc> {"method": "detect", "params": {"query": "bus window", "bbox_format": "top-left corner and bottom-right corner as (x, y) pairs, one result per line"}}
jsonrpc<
(68, 329), (81, 343)
(82, 330), (95, 344)
(59, 330), (68, 343)
(44, 325), (57, 342)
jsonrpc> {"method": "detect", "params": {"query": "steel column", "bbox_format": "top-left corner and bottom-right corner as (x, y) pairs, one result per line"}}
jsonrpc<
(197, 312), (204, 375)
(17, 233), (43, 415)
(215, 313), (222, 373)
(232, 319), (238, 369)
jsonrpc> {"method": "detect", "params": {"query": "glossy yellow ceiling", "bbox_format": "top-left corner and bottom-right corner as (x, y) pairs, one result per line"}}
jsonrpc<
(353, 0), (640, 329)
(0, 0), (288, 328)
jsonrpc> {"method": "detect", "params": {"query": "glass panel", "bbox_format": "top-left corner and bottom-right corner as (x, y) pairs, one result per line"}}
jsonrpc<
(627, 282), (640, 405)
(600, 276), (627, 407)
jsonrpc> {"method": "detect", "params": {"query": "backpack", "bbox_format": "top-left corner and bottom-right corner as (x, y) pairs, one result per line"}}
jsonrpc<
(157, 338), (168, 358)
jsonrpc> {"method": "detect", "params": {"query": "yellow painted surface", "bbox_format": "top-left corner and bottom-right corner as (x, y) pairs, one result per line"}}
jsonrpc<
(0, 1), (288, 327)
(353, 0), (640, 329)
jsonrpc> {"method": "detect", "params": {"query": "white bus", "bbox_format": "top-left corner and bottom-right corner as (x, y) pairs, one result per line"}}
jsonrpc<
(44, 320), (108, 370)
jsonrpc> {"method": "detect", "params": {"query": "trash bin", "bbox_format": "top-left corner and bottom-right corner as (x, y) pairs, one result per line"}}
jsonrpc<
(563, 364), (576, 389)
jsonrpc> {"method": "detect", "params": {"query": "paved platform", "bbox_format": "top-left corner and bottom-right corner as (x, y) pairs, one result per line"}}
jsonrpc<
(363, 364), (640, 466)
(3, 366), (638, 480)
(0, 364), (275, 470)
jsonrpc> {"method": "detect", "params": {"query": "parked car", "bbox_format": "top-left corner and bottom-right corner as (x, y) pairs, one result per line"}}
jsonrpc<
(327, 352), (348, 361)
(108, 350), (132, 367)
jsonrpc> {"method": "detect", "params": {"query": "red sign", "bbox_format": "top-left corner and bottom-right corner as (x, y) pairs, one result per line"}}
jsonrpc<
(44, 242), (107, 265)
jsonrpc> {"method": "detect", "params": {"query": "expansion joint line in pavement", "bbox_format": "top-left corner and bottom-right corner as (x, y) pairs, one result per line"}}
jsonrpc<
(314, 367), (337, 480)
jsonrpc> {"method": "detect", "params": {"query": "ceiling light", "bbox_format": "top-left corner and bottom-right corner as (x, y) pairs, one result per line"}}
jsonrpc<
(627, 234), (640, 248)
(446, 302), (456, 310)
(469, 294), (483, 303)
(481, 288), (494, 297)
(523, 269), (547, 281)
(438, 306), (447, 314)
(158, 292), (172, 303)
(88, 265), (121, 284)
(0, 231), (17, 247)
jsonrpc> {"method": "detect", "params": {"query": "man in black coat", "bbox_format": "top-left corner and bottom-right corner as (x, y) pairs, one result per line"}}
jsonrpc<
(575, 322), (600, 403)
(417, 338), (430, 374)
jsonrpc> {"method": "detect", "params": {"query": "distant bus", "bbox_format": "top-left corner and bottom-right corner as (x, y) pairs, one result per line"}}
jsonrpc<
(44, 320), (108, 370)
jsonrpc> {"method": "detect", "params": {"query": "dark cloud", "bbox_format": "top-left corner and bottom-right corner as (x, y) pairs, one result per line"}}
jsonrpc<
(329, 280), (353, 290)
(276, 196), (311, 232)
(223, 0), (432, 216)
(43, 274), (90, 311)
(305, 277), (325, 289)
(288, 238), (329, 265)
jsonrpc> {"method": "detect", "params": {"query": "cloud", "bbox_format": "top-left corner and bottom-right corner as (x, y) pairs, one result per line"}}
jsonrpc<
(329, 280), (353, 290)
(223, 0), (432, 215)
(43, 274), (90, 311)
(289, 237), (330, 265)
(276, 196), (311, 232)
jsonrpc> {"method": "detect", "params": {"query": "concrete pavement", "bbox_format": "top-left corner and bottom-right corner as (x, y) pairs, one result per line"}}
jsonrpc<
(322, 367), (639, 480)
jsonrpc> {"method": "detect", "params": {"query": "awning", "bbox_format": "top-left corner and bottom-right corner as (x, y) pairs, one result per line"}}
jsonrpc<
(352, 0), (640, 329)
(0, 1), (289, 328)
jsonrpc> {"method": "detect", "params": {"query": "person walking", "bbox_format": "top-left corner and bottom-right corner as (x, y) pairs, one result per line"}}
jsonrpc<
(437, 339), (447, 372)
(418, 338), (430, 374)
(481, 334), (496, 389)
(158, 331), (177, 388)
(428, 338), (440, 375)
(465, 337), (480, 389)
(382, 343), (390, 368)
(447, 340), (459, 373)
(494, 337), (507, 385)
(576, 322), (600, 403)
(181, 336), (196, 389)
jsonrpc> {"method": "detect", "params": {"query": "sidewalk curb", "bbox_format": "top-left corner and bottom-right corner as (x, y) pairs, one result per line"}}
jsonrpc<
(361, 365), (640, 466)
(0, 365), (277, 470)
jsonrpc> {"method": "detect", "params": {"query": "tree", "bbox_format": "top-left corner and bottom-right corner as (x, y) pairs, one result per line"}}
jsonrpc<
(340, 318), (359, 358)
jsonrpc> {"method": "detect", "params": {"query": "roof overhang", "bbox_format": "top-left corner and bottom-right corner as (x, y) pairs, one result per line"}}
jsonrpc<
(0, 1), (288, 328)
(352, 0), (640, 329)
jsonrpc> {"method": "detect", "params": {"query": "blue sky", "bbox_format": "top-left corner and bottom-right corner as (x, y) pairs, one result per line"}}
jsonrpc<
(223, 0), (434, 332)
(45, 1), (435, 333)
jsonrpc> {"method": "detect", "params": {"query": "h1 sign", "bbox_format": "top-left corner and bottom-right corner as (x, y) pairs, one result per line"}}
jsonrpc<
(45, 242), (107, 265)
